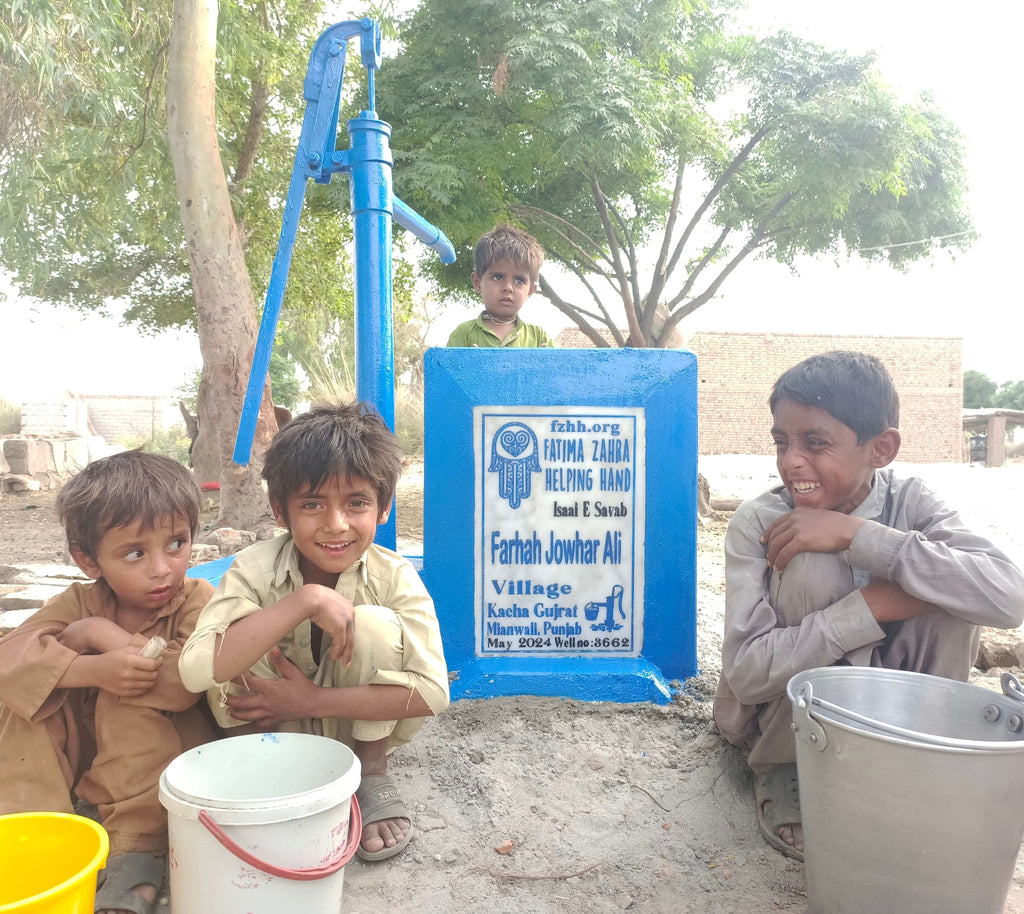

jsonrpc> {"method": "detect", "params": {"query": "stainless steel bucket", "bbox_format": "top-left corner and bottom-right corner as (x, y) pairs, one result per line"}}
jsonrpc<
(787, 667), (1024, 913)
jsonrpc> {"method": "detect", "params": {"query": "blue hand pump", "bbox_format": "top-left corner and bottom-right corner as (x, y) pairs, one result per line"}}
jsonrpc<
(231, 18), (455, 548)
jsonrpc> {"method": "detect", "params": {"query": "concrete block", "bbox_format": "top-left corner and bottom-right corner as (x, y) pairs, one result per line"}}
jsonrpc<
(1, 474), (42, 493)
(2, 438), (27, 471)
(977, 627), (1024, 670)
(0, 583), (66, 610)
(0, 607), (39, 633)
(61, 437), (94, 473)
(0, 563), (85, 585)
(189, 544), (221, 566)
(3, 438), (56, 475)
(199, 527), (257, 556)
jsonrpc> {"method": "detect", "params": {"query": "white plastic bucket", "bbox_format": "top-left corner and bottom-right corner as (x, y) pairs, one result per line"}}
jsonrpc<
(788, 667), (1024, 914)
(159, 732), (361, 914)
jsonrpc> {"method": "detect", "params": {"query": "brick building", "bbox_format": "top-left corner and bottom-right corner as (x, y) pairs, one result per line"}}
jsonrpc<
(20, 395), (179, 441)
(553, 329), (963, 463)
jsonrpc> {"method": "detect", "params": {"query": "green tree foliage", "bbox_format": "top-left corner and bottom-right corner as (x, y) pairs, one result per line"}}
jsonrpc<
(0, 397), (20, 434)
(380, 0), (974, 347)
(994, 381), (1024, 412)
(963, 370), (997, 408)
(2, 1), (418, 525)
(0, 0), (373, 350)
(268, 350), (302, 410)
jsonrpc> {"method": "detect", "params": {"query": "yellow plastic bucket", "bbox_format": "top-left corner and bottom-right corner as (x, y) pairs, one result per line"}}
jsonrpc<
(0, 813), (109, 913)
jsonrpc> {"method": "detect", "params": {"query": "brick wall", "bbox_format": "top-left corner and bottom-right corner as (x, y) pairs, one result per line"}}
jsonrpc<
(553, 329), (963, 462)
(81, 395), (178, 442)
(20, 400), (90, 436)
(20, 395), (179, 442)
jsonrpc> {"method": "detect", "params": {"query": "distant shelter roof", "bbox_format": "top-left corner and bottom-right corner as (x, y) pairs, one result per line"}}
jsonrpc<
(962, 408), (1024, 431)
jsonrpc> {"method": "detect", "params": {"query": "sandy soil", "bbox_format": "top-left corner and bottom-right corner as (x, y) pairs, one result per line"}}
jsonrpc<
(4, 456), (1024, 912)
(0, 486), (66, 565)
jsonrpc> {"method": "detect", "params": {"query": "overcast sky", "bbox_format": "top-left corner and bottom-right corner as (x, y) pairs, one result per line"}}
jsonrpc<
(440, 2), (1020, 379)
(1, 0), (1017, 403)
(703, 1), (1020, 380)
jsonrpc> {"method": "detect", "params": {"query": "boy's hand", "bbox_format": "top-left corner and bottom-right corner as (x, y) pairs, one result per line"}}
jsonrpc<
(309, 587), (356, 665)
(762, 508), (865, 570)
(862, 578), (938, 623)
(226, 649), (317, 729)
(58, 618), (132, 655)
(91, 648), (162, 697)
(57, 618), (100, 654)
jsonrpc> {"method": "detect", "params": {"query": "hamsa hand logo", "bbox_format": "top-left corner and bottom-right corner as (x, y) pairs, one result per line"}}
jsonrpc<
(489, 422), (541, 508)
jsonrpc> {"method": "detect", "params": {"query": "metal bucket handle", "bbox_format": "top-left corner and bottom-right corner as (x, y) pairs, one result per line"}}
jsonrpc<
(791, 682), (829, 752)
(1002, 672), (1024, 705)
(793, 673), (1024, 753)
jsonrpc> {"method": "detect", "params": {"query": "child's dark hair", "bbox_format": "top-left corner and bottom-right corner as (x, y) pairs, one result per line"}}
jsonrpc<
(262, 402), (402, 514)
(769, 351), (900, 443)
(56, 450), (201, 560)
(474, 224), (544, 282)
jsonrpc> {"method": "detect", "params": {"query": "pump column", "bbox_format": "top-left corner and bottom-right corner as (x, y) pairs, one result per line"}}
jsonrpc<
(347, 111), (397, 547)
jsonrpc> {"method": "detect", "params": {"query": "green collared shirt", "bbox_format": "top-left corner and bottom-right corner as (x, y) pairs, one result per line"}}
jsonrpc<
(446, 312), (553, 348)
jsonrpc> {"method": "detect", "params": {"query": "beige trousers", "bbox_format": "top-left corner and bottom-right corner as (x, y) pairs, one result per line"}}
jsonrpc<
(216, 604), (428, 751)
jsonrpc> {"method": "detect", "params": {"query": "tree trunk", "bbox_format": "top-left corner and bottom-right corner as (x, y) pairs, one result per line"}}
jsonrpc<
(188, 365), (222, 487)
(167, 0), (275, 530)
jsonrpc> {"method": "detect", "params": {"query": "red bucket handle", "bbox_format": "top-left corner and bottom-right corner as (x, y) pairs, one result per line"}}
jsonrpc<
(197, 794), (361, 881)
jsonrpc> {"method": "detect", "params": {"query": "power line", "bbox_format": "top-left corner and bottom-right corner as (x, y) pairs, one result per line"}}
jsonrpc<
(854, 229), (975, 253)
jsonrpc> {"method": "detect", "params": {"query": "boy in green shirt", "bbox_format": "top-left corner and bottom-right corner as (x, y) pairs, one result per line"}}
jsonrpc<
(446, 224), (553, 347)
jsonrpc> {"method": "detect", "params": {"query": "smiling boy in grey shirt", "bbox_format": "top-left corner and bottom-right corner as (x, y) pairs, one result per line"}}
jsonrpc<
(714, 351), (1024, 861)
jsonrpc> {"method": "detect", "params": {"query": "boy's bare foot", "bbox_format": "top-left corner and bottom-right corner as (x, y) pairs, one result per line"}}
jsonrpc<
(776, 822), (804, 855)
(354, 773), (413, 860)
(359, 792), (412, 854)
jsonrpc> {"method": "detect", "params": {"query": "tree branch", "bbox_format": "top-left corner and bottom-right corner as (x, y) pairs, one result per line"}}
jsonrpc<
(538, 273), (617, 347)
(662, 192), (794, 337)
(591, 174), (644, 345)
(233, 75), (269, 188)
(116, 40), (170, 170)
(666, 225), (730, 310)
(544, 253), (624, 334)
(664, 122), (773, 280)
(509, 204), (613, 275)
(602, 194), (643, 330)
(644, 151), (685, 340)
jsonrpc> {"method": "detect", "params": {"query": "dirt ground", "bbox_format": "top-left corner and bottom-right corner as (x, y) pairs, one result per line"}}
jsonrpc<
(4, 457), (1024, 912)
(0, 486), (66, 565)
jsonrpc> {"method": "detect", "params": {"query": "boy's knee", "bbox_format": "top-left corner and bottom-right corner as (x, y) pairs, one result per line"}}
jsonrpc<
(337, 605), (404, 683)
(771, 551), (855, 625)
(352, 605), (402, 654)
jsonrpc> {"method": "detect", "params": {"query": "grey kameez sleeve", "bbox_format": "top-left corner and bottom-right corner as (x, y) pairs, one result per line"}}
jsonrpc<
(719, 491), (886, 709)
(847, 479), (1024, 630)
